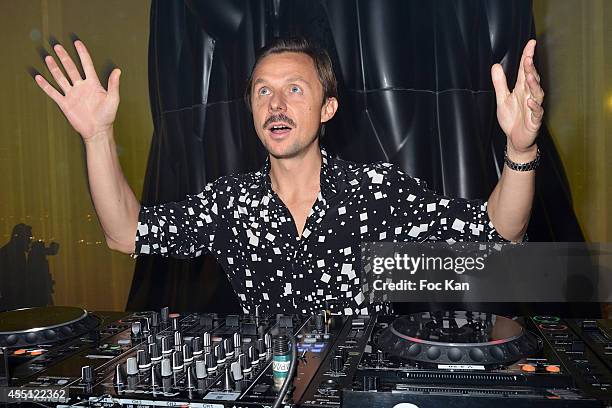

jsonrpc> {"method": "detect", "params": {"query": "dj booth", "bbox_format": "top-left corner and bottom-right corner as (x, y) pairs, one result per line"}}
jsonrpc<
(1, 306), (611, 407)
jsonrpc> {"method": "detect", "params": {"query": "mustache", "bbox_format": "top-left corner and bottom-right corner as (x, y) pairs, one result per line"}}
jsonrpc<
(263, 113), (296, 129)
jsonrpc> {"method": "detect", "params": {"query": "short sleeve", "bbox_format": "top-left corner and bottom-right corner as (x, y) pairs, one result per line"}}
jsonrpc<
(134, 181), (223, 258)
(383, 163), (509, 243)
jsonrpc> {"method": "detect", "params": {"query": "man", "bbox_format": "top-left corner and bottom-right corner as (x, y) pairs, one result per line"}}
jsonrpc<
(35, 37), (544, 314)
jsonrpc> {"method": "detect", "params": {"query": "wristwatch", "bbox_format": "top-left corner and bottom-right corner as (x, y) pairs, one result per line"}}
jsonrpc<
(504, 145), (540, 172)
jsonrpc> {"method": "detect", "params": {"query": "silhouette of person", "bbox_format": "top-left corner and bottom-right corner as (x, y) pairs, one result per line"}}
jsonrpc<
(26, 241), (59, 307)
(0, 224), (32, 311)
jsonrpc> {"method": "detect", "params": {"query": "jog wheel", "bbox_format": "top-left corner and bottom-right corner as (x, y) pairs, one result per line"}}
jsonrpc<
(0, 306), (100, 348)
(376, 311), (541, 368)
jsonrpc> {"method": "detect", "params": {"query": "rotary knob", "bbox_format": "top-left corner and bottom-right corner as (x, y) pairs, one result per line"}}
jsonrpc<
(141, 317), (151, 333)
(256, 338), (267, 359)
(131, 321), (142, 339)
(81, 365), (94, 384)
(137, 349), (151, 369)
(215, 343), (226, 364)
(160, 306), (169, 325)
(203, 331), (212, 351)
(233, 332), (242, 352)
(230, 361), (243, 381)
(186, 365), (196, 389)
(331, 356), (343, 372)
(150, 365), (162, 388)
(113, 363), (126, 386)
(205, 352), (218, 373)
(238, 353), (251, 374)
(126, 357), (139, 376)
(195, 359), (208, 379)
(224, 338), (234, 358)
(172, 351), (184, 371)
(265, 332), (272, 350)
(171, 315), (180, 331)
(150, 311), (160, 328)
(161, 358), (172, 377)
(149, 342), (161, 362)
(223, 367), (233, 391)
(174, 331), (183, 351)
(248, 345), (259, 367)
(161, 336), (172, 356)
(315, 312), (325, 331)
(336, 347), (349, 361)
(183, 343), (194, 363)
(192, 336), (203, 357)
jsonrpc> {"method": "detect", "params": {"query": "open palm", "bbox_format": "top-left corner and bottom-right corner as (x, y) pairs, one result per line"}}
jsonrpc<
(35, 40), (121, 140)
(491, 39), (544, 152)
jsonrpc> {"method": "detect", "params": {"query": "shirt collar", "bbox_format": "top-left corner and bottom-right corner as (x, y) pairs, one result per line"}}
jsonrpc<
(260, 147), (340, 200)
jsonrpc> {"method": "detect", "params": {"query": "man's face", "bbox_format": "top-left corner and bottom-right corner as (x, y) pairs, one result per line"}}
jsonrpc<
(250, 52), (337, 159)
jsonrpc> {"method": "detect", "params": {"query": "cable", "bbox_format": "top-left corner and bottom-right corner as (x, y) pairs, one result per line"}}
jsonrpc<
(271, 334), (297, 408)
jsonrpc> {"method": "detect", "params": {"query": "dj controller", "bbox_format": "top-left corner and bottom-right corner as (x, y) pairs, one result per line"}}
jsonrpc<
(0, 307), (611, 407)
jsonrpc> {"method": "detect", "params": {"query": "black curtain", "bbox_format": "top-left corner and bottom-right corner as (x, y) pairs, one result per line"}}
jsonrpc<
(127, 0), (587, 315)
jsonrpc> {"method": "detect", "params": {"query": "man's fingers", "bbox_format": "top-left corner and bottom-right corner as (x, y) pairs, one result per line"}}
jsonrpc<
(35, 75), (64, 105)
(527, 73), (544, 104)
(527, 97), (544, 124)
(517, 39), (537, 89)
(491, 63), (510, 106)
(107, 68), (121, 101)
(522, 39), (537, 59)
(44, 55), (71, 93)
(524, 56), (540, 82)
(53, 44), (83, 84)
(74, 40), (99, 81)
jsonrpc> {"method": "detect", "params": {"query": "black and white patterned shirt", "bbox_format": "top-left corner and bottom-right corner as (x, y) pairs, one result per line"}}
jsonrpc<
(135, 148), (504, 315)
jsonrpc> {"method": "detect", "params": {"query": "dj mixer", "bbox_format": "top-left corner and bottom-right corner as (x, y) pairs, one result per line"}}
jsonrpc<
(0, 307), (611, 407)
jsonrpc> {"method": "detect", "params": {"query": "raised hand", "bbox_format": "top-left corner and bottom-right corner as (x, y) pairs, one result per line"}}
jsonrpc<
(491, 39), (544, 155)
(35, 40), (121, 141)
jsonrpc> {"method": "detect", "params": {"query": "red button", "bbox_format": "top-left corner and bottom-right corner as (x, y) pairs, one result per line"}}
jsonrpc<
(521, 364), (536, 372)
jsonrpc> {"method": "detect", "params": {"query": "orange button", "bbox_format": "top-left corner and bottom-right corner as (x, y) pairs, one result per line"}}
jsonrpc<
(13, 349), (26, 356)
(168, 313), (180, 318)
(30, 350), (43, 356)
(545, 365), (560, 373)
(521, 364), (536, 372)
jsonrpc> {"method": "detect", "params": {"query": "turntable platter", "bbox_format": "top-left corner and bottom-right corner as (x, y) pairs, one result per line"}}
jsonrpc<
(0, 306), (100, 348)
(376, 311), (541, 368)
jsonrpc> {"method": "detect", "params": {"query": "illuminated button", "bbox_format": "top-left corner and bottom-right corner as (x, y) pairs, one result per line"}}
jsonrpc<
(13, 349), (27, 356)
(545, 365), (561, 373)
(521, 364), (536, 372)
(30, 350), (44, 356)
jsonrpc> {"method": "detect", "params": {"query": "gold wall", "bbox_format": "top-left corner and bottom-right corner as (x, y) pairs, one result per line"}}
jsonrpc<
(0, 1), (609, 312)
(0, 0), (152, 311)
(533, 0), (612, 242)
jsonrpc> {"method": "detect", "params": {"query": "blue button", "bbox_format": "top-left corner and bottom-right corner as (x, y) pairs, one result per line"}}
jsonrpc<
(299, 343), (312, 349)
